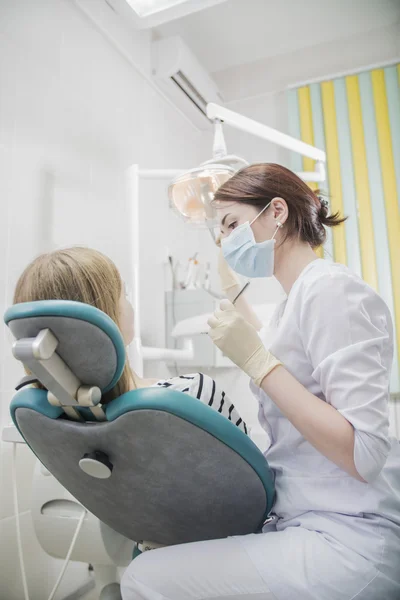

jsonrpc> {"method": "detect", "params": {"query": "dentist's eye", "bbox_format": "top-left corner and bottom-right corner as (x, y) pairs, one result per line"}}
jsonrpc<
(228, 221), (238, 230)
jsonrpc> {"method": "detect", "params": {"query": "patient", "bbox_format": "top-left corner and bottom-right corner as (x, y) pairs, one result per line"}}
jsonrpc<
(13, 247), (248, 434)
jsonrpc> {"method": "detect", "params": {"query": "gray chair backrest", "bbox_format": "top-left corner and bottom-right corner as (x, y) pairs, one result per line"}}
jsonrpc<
(15, 406), (269, 545)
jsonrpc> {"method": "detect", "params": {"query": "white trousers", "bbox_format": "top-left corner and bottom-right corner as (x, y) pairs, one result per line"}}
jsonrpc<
(121, 526), (399, 600)
(121, 535), (277, 600)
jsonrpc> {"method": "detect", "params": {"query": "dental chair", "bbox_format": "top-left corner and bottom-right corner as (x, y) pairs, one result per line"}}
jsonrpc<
(4, 300), (275, 600)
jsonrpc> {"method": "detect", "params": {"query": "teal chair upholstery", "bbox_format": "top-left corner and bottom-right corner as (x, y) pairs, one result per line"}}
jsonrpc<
(5, 301), (275, 546)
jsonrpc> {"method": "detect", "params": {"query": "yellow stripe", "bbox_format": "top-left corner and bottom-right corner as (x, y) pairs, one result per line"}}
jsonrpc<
(345, 75), (378, 289)
(298, 86), (323, 257)
(372, 69), (400, 358)
(321, 81), (347, 264)
(298, 87), (317, 191)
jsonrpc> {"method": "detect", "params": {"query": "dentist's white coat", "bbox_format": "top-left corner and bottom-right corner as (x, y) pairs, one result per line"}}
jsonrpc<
(122, 259), (400, 600)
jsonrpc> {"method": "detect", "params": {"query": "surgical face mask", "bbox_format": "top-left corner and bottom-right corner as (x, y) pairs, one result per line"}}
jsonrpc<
(221, 203), (281, 278)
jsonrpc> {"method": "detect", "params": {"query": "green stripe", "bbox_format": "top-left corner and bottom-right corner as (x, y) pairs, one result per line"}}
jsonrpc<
(384, 66), (400, 212)
(333, 78), (362, 277)
(359, 71), (400, 393)
(309, 83), (333, 260)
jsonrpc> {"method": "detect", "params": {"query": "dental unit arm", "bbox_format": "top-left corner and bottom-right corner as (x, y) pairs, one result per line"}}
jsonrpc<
(206, 103), (326, 179)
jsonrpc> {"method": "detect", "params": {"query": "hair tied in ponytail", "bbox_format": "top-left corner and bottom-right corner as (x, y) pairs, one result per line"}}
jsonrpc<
(319, 197), (329, 209)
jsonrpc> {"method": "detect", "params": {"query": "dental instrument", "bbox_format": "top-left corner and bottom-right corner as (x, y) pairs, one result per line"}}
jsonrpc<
(200, 283), (250, 335)
(232, 281), (250, 305)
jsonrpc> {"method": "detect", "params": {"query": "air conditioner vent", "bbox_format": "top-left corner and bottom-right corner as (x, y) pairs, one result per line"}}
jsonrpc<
(171, 71), (208, 116)
(152, 36), (224, 130)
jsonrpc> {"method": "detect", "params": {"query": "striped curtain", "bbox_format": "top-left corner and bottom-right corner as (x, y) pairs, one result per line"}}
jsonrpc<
(288, 64), (400, 396)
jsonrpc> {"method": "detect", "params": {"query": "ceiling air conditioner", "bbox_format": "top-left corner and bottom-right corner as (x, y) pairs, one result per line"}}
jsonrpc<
(152, 36), (224, 130)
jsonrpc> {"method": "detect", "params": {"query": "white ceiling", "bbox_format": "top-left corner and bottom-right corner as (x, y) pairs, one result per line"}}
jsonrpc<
(155, 0), (400, 74)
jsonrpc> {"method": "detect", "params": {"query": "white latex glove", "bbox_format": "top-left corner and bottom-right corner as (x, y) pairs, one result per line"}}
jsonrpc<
(218, 248), (241, 294)
(217, 248), (262, 330)
(207, 300), (282, 387)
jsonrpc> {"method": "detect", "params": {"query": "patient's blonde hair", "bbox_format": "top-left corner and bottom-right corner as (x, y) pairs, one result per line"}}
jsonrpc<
(13, 247), (133, 403)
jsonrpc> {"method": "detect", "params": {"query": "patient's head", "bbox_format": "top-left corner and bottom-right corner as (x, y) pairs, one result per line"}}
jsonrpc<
(13, 247), (134, 401)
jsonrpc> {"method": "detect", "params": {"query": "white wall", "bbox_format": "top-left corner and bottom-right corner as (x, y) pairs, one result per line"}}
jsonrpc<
(213, 21), (400, 103)
(0, 0), (210, 597)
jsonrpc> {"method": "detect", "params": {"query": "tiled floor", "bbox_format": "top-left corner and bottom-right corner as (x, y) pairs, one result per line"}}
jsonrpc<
(79, 581), (122, 600)
(81, 591), (97, 600)
(81, 588), (122, 600)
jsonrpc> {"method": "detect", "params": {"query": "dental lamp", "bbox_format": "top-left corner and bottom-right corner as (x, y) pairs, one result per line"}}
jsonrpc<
(168, 119), (249, 238)
(168, 104), (326, 234)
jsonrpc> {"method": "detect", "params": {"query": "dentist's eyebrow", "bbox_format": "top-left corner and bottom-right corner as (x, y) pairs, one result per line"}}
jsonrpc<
(221, 213), (231, 227)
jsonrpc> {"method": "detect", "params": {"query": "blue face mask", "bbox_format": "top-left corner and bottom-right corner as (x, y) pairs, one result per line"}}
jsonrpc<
(221, 203), (280, 278)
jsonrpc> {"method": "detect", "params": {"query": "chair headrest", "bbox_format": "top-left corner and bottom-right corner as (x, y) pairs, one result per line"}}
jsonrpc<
(4, 301), (126, 393)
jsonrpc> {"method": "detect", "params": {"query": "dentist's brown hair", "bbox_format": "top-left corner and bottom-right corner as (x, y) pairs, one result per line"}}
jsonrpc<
(214, 163), (346, 248)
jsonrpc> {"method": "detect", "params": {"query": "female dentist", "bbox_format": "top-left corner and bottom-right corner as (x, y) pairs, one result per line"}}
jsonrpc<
(121, 163), (400, 600)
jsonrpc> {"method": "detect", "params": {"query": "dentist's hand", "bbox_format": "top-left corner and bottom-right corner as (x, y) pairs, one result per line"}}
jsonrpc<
(217, 247), (262, 330)
(207, 300), (282, 386)
(218, 248), (241, 295)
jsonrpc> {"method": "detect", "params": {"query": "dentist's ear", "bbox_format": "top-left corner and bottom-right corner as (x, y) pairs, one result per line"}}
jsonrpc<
(270, 197), (288, 225)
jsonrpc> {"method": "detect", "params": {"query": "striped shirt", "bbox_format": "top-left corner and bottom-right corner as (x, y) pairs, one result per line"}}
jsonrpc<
(151, 373), (248, 435)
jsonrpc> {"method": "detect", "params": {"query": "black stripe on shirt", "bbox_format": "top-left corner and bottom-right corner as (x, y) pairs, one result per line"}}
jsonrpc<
(244, 423), (248, 434)
(236, 418), (242, 427)
(181, 387), (189, 393)
(197, 373), (204, 399)
(218, 391), (225, 413)
(228, 404), (234, 421)
(179, 375), (195, 380)
(208, 379), (216, 406)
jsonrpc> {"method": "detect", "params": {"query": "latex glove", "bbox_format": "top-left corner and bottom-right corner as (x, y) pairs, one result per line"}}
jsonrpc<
(217, 247), (262, 331)
(218, 248), (241, 294)
(207, 300), (282, 387)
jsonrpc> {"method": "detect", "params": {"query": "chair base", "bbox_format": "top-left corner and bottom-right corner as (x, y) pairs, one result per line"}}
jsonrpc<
(60, 566), (121, 600)
(99, 582), (122, 600)
(93, 566), (122, 599)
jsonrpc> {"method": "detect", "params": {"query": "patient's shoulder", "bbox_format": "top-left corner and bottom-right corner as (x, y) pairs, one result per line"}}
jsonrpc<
(152, 373), (200, 392)
(152, 372), (219, 399)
